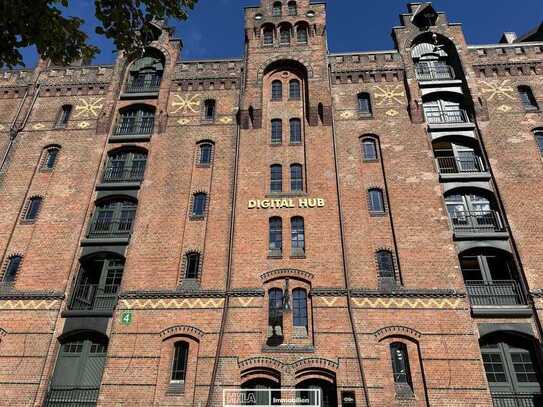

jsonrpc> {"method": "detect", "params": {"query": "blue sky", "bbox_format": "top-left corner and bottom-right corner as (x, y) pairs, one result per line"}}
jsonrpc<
(20, 0), (543, 66)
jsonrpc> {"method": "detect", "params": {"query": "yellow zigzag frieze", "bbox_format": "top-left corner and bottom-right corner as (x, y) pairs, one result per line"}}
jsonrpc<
(351, 297), (463, 309)
(0, 299), (60, 310)
(120, 298), (224, 310)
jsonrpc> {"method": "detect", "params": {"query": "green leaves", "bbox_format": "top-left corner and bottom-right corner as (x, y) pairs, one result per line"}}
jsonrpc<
(0, 0), (197, 68)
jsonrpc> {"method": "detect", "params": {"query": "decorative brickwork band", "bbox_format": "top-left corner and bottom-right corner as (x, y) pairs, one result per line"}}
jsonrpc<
(373, 326), (423, 341)
(159, 325), (205, 340)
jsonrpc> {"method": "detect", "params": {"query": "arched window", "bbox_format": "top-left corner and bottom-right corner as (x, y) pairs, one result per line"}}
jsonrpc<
(271, 80), (283, 100)
(289, 118), (302, 143)
(171, 341), (189, 383)
(270, 164), (282, 192)
(291, 216), (305, 254)
(2, 255), (22, 284)
(290, 164), (303, 192)
(199, 143), (213, 165)
(185, 252), (200, 279)
(271, 119), (283, 144)
(376, 250), (395, 279)
(368, 188), (385, 213)
(423, 95), (468, 124)
(42, 146), (60, 170)
(289, 79), (301, 100)
(296, 24), (308, 44)
(192, 193), (207, 217)
(89, 199), (137, 238)
(535, 129), (543, 155)
(263, 25), (274, 45)
(24, 197), (42, 221)
(268, 288), (283, 338)
(126, 50), (164, 93)
(357, 93), (372, 115)
(56, 105), (72, 128)
(269, 217), (283, 255)
(203, 99), (216, 121)
(292, 288), (308, 332)
(280, 25), (291, 45)
(445, 190), (502, 233)
(361, 137), (378, 161)
(518, 86), (539, 111)
(272, 1), (282, 17)
(103, 149), (147, 183)
(115, 105), (155, 135)
(288, 1), (297, 16)
(433, 138), (485, 174)
(390, 342), (413, 388)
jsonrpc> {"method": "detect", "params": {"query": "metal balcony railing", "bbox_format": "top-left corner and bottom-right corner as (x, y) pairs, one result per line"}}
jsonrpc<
(425, 108), (469, 124)
(86, 218), (134, 239)
(44, 387), (100, 407)
(465, 280), (525, 306)
(416, 64), (455, 81)
(436, 155), (485, 174)
(124, 74), (161, 93)
(102, 164), (145, 183)
(491, 392), (543, 407)
(68, 284), (119, 312)
(113, 118), (154, 136)
(449, 210), (504, 233)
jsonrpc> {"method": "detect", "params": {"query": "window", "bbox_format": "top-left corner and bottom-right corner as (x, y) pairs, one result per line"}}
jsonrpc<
(292, 288), (308, 330)
(291, 216), (305, 254)
(289, 80), (301, 100)
(263, 26), (274, 45)
(203, 99), (216, 121)
(2, 255), (21, 283)
(289, 118), (302, 143)
(171, 342), (189, 382)
(126, 51), (164, 93)
(269, 217), (283, 255)
(271, 80), (283, 100)
(270, 164), (282, 192)
(192, 193), (207, 217)
(423, 97), (467, 124)
(288, 1), (297, 15)
(115, 105), (155, 135)
(368, 188), (385, 213)
(89, 199), (137, 238)
(185, 252), (200, 279)
(535, 130), (543, 155)
(56, 105), (72, 128)
(296, 25), (308, 44)
(445, 191), (503, 233)
(272, 2), (282, 17)
(357, 93), (372, 115)
(24, 197), (42, 221)
(268, 288), (283, 337)
(290, 164), (303, 192)
(103, 149), (147, 183)
(271, 119), (283, 144)
(377, 250), (395, 279)
(42, 147), (59, 170)
(362, 137), (378, 161)
(199, 143), (213, 165)
(280, 26), (291, 45)
(390, 342), (413, 387)
(518, 86), (539, 111)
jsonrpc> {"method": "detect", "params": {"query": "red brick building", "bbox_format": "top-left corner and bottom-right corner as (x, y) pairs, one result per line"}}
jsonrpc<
(1, 1), (543, 406)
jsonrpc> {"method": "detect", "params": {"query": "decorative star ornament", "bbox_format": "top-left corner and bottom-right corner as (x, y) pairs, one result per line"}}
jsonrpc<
(74, 98), (104, 118)
(171, 94), (201, 114)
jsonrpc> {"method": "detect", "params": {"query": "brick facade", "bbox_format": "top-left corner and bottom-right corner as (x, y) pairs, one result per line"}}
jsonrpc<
(0, 1), (542, 406)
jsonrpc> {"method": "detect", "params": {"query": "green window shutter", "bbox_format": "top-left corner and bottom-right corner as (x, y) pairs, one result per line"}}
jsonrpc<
(51, 342), (84, 388)
(80, 342), (107, 387)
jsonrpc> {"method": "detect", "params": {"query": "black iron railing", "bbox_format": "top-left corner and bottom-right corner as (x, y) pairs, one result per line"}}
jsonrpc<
(68, 284), (119, 311)
(102, 164), (145, 183)
(449, 210), (504, 233)
(86, 218), (134, 239)
(124, 74), (161, 93)
(466, 280), (525, 306)
(416, 64), (455, 80)
(44, 387), (99, 407)
(491, 392), (543, 407)
(425, 107), (469, 124)
(114, 118), (154, 136)
(436, 155), (485, 174)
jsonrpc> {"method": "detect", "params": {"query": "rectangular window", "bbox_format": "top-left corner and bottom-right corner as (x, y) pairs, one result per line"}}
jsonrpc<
(482, 352), (507, 383)
(290, 119), (302, 144)
(185, 253), (200, 279)
(368, 189), (385, 213)
(358, 94), (372, 115)
(291, 217), (305, 253)
(269, 218), (282, 254)
(3, 256), (21, 283)
(270, 165), (282, 192)
(171, 342), (189, 382)
(56, 105), (72, 128)
(271, 120), (282, 144)
(511, 351), (538, 383)
(24, 197), (42, 220)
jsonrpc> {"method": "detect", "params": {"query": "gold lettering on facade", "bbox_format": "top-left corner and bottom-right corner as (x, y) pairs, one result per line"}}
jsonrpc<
(247, 198), (326, 209)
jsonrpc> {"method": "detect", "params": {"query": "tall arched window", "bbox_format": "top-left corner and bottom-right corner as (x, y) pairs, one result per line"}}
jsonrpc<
(271, 80), (283, 100)
(199, 143), (213, 165)
(289, 118), (302, 143)
(288, 1), (297, 15)
(291, 216), (305, 254)
(376, 250), (395, 279)
(268, 288), (284, 338)
(185, 252), (200, 279)
(357, 93), (372, 115)
(271, 119), (283, 144)
(192, 193), (207, 217)
(103, 149), (147, 183)
(445, 190), (502, 233)
(292, 288), (308, 333)
(115, 105), (155, 136)
(263, 25), (274, 45)
(368, 188), (385, 214)
(289, 79), (301, 100)
(126, 50), (164, 93)
(42, 146), (60, 170)
(2, 255), (22, 284)
(24, 197), (42, 221)
(270, 164), (282, 193)
(296, 24), (308, 44)
(390, 342), (413, 389)
(269, 217), (283, 255)
(280, 25), (291, 45)
(518, 86), (539, 111)
(290, 164), (303, 192)
(56, 105), (72, 128)
(203, 99), (216, 121)
(272, 2), (282, 17)
(361, 137), (378, 161)
(89, 199), (137, 238)
(171, 342), (189, 383)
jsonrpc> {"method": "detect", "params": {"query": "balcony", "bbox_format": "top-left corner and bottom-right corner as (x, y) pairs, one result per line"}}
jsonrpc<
(124, 74), (161, 94)
(416, 64), (455, 81)
(86, 218), (133, 241)
(449, 210), (505, 235)
(101, 164), (145, 184)
(113, 118), (154, 137)
(425, 108), (470, 125)
(465, 280), (525, 306)
(436, 155), (485, 174)
(44, 387), (99, 407)
(68, 283), (118, 312)
(491, 392), (543, 407)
